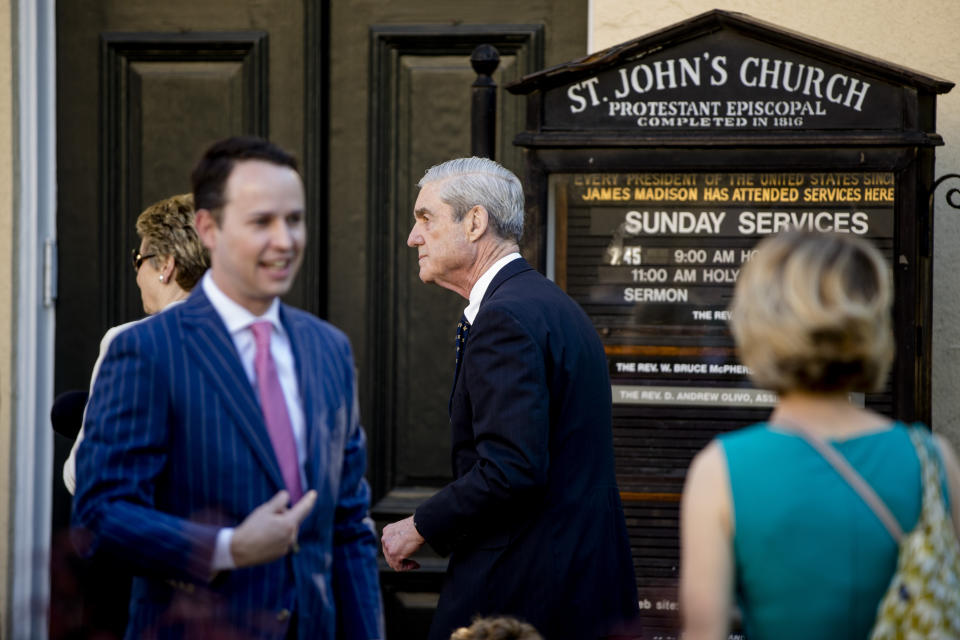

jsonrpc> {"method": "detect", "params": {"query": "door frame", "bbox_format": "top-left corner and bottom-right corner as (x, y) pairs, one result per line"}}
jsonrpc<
(11, 0), (57, 637)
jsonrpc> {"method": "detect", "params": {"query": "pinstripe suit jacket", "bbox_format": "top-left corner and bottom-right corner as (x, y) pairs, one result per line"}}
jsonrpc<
(72, 287), (383, 640)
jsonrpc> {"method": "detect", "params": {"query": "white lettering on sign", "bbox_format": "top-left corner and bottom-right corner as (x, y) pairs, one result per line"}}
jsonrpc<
(737, 58), (870, 111)
(725, 100), (827, 117)
(737, 210), (870, 235)
(609, 100), (723, 118)
(612, 384), (778, 406)
(709, 363), (749, 374)
(565, 49), (875, 128)
(566, 77), (603, 113)
(624, 287), (689, 303)
(701, 268), (739, 283)
(624, 210), (726, 235)
(613, 360), (751, 377)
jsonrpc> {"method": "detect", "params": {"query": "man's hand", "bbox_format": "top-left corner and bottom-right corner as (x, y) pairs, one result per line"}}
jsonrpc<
(381, 515), (425, 571)
(231, 490), (317, 568)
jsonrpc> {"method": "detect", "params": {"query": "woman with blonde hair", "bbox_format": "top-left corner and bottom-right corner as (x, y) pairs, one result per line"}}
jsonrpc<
(680, 230), (960, 639)
(450, 616), (542, 640)
(63, 193), (209, 493)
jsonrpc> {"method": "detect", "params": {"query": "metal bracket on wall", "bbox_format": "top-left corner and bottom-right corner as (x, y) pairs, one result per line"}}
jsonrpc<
(931, 173), (960, 211)
(44, 237), (57, 308)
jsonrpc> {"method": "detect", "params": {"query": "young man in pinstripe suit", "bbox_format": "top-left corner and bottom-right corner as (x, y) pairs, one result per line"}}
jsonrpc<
(73, 136), (383, 640)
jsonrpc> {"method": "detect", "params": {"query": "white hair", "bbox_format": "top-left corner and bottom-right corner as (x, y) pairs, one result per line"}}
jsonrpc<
(417, 157), (524, 243)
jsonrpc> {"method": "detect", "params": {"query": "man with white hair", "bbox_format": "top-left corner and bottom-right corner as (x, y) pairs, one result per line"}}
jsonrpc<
(382, 157), (638, 639)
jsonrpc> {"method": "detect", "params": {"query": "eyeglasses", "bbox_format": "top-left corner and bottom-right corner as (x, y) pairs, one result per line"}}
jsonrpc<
(131, 249), (157, 272)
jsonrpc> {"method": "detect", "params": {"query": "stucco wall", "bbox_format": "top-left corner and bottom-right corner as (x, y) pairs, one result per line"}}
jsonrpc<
(0, 0), (14, 630)
(592, 0), (960, 449)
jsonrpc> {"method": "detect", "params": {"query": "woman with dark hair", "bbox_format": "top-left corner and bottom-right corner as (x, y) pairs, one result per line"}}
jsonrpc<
(680, 230), (960, 639)
(63, 193), (209, 493)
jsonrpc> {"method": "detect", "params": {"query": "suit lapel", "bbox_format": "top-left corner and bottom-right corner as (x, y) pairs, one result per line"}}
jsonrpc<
(480, 256), (532, 306)
(449, 256), (534, 412)
(180, 288), (287, 495)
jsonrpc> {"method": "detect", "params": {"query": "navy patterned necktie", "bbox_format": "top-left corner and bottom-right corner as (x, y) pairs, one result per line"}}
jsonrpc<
(455, 315), (471, 375)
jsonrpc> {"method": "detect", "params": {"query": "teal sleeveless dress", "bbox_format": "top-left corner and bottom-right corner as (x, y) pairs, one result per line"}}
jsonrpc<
(717, 422), (947, 640)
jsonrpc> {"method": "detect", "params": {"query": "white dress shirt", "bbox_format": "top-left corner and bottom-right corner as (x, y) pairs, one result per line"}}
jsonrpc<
(463, 252), (521, 323)
(202, 272), (308, 570)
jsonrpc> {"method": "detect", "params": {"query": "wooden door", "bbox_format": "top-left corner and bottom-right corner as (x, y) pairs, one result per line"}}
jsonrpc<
(326, 2), (587, 635)
(53, 2), (322, 637)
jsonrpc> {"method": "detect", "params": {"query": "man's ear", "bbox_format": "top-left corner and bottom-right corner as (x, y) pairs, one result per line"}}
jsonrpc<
(194, 208), (218, 251)
(466, 205), (489, 242)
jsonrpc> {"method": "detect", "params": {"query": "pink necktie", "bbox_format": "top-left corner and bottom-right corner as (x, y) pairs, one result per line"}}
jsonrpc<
(250, 321), (303, 502)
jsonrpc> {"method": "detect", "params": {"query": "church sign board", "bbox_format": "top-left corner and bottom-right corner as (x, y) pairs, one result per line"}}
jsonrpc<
(550, 29), (899, 132)
(507, 10), (952, 638)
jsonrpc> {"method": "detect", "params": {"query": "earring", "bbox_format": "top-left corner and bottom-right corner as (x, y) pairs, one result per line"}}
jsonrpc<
(159, 275), (164, 282)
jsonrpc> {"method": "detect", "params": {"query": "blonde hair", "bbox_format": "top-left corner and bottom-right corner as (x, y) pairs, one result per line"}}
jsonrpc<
(449, 616), (542, 640)
(729, 230), (894, 394)
(135, 193), (209, 291)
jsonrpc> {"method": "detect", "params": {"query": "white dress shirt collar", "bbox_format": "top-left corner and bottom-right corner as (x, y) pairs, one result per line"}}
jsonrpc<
(463, 252), (521, 324)
(199, 270), (306, 475)
(201, 271), (283, 334)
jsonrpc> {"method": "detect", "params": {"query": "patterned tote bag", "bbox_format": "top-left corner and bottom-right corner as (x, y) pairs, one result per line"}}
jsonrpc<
(795, 426), (960, 639)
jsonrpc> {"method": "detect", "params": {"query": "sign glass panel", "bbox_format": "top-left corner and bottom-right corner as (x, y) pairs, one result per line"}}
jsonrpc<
(549, 170), (896, 634)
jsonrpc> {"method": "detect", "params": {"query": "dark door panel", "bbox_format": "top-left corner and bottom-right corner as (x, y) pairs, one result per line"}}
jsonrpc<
(54, 3), (316, 638)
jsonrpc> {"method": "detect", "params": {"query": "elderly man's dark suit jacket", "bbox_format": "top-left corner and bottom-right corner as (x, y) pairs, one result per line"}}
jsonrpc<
(415, 258), (638, 640)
